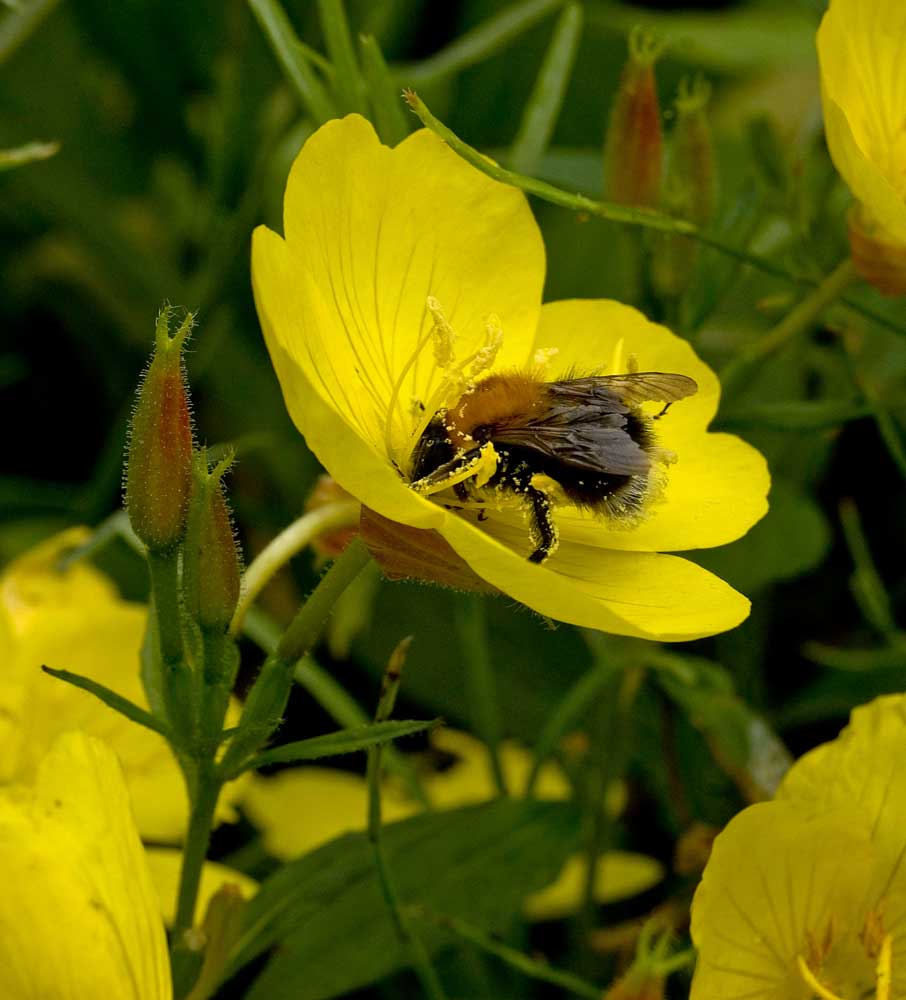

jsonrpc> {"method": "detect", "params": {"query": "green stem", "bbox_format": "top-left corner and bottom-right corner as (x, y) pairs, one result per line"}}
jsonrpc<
(576, 664), (644, 958)
(221, 539), (372, 775)
(719, 257), (857, 394)
(456, 597), (507, 796)
(148, 548), (184, 666)
(277, 537), (372, 661)
(413, 908), (600, 1000)
(172, 766), (223, 946)
(230, 500), (361, 637)
(367, 641), (448, 1000)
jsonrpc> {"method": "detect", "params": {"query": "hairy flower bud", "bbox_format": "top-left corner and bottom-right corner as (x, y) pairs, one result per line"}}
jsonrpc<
(184, 451), (241, 633)
(125, 308), (195, 552)
(652, 76), (715, 299)
(603, 27), (665, 207)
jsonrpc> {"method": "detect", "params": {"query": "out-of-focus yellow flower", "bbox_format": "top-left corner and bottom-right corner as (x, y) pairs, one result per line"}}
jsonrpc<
(0, 528), (242, 842)
(690, 694), (906, 998)
(252, 115), (769, 641)
(0, 731), (172, 999)
(818, 0), (906, 293)
(145, 848), (258, 927)
(243, 727), (662, 918)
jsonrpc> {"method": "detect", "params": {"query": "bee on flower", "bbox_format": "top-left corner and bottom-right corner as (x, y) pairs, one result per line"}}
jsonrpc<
(251, 115), (769, 641)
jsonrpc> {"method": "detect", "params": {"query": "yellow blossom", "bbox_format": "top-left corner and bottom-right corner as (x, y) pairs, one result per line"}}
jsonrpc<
(0, 731), (171, 999)
(0, 528), (243, 842)
(251, 115), (769, 642)
(818, 0), (906, 291)
(690, 694), (906, 998)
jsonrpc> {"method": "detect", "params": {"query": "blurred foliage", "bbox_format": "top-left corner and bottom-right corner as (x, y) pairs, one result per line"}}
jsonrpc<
(2, 0), (906, 996)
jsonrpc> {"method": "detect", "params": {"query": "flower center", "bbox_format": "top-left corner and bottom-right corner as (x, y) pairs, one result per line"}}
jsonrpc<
(384, 297), (504, 475)
(796, 911), (892, 1000)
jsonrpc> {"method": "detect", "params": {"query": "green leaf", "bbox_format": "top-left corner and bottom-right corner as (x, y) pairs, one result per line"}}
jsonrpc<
(41, 666), (172, 741)
(719, 399), (872, 432)
(226, 799), (580, 999)
(648, 651), (791, 797)
(249, 0), (336, 124)
(246, 719), (441, 771)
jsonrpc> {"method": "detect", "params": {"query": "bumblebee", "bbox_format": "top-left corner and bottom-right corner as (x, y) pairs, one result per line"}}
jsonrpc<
(408, 370), (698, 564)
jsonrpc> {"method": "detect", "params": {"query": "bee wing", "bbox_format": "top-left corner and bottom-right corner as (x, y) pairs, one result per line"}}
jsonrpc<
(492, 423), (651, 476)
(552, 373), (698, 407)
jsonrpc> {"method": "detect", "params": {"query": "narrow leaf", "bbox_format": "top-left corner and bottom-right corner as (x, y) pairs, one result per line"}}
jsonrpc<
(41, 666), (172, 741)
(246, 718), (440, 771)
(317, 0), (367, 114)
(359, 33), (408, 145)
(401, 0), (566, 86)
(509, 3), (582, 174)
(249, 0), (336, 124)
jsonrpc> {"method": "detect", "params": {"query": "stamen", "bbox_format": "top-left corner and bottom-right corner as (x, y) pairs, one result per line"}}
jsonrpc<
(400, 299), (508, 475)
(796, 956), (847, 1000)
(468, 314), (503, 378)
(876, 933), (892, 1000)
(427, 295), (456, 368)
(609, 337), (625, 375)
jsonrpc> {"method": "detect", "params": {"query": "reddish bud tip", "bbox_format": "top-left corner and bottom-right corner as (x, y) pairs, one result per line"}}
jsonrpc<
(125, 307), (195, 552)
(184, 450), (242, 632)
(604, 27), (665, 208)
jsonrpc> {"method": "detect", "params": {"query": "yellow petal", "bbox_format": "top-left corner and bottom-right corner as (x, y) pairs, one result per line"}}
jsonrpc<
(0, 732), (171, 1000)
(144, 847), (258, 927)
(0, 539), (244, 842)
(690, 800), (874, 999)
(818, 0), (906, 240)
(424, 729), (570, 806)
(778, 694), (906, 901)
(523, 851), (664, 921)
(252, 226), (443, 531)
(0, 527), (118, 639)
(528, 300), (770, 552)
(438, 512), (751, 640)
(254, 114), (544, 468)
(240, 767), (417, 862)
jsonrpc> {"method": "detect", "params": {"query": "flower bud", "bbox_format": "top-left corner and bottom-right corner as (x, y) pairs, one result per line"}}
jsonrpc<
(651, 76), (715, 299)
(604, 27), (665, 207)
(847, 204), (906, 297)
(125, 307), (195, 552)
(184, 450), (241, 633)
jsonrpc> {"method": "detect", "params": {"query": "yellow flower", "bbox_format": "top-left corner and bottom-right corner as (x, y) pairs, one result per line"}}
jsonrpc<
(0, 528), (242, 842)
(690, 694), (906, 998)
(252, 115), (768, 641)
(0, 731), (172, 999)
(243, 728), (662, 919)
(818, 0), (906, 291)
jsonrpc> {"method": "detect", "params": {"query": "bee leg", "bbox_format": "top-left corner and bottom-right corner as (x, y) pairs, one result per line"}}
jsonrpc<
(454, 482), (469, 502)
(654, 401), (673, 419)
(526, 487), (559, 564)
